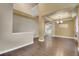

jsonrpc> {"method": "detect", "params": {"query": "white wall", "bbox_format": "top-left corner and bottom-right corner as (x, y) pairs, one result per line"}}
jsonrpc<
(0, 4), (12, 40)
(13, 15), (38, 37)
(0, 4), (34, 54)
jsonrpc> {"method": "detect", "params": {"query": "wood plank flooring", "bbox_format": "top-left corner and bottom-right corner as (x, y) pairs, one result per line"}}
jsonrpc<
(0, 37), (78, 56)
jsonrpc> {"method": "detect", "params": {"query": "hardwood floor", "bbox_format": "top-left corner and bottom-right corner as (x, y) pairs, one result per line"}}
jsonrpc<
(0, 37), (78, 56)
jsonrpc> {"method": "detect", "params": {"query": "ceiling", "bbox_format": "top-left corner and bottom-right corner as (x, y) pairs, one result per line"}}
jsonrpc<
(13, 3), (38, 16)
(48, 10), (72, 20)
(13, 3), (78, 19)
(47, 8), (77, 21)
(14, 3), (38, 10)
(38, 3), (78, 16)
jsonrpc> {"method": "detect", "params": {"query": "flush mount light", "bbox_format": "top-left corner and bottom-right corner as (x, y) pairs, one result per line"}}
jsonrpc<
(56, 21), (59, 24)
(60, 20), (63, 23)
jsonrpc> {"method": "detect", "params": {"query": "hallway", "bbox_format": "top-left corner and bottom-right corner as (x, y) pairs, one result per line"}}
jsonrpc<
(1, 37), (78, 56)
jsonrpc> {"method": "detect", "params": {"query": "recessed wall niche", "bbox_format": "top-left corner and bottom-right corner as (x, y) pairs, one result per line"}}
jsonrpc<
(13, 12), (38, 36)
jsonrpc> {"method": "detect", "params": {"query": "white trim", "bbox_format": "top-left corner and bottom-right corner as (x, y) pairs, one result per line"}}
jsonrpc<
(13, 32), (34, 34)
(52, 35), (77, 40)
(0, 41), (33, 55)
(34, 35), (77, 40)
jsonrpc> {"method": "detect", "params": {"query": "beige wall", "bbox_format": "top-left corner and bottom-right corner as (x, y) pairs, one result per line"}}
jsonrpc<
(78, 6), (79, 35)
(78, 6), (79, 48)
(55, 19), (75, 37)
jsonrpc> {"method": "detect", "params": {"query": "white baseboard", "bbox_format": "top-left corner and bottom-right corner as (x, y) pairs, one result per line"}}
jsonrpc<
(0, 41), (33, 55)
(52, 35), (77, 40)
(34, 35), (77, 40)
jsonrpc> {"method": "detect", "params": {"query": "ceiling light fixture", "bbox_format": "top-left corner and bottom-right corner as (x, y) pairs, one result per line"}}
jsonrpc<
(60, 20), (63, 23)
(56, 21), (59, 24)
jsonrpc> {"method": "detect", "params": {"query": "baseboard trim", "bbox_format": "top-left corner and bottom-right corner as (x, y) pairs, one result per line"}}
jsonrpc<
(52, 35), (77, 40)
(34, 35), (77, 40)
(0, 41), (33, 55)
